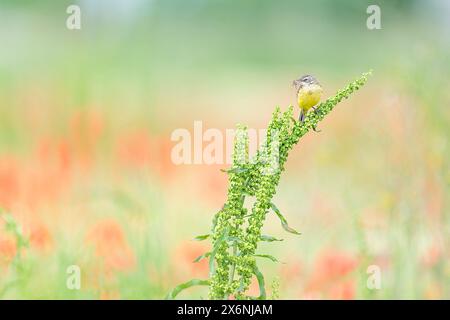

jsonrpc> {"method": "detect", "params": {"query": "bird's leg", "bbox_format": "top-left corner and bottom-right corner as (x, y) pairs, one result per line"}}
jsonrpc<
(313, 104), (321, 115)
(312, 105), (321, 132)
(298, 109), (305, 123)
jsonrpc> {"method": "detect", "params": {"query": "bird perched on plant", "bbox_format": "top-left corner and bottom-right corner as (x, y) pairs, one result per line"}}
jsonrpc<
(293, 75), (323, 123)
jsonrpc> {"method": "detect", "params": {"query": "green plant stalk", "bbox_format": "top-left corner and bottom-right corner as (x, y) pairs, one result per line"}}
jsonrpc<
(210, 71), (372, 299)
(168, 71), (371, 300)
(208, 125), (250, 299)
(0, 210), (30, 298)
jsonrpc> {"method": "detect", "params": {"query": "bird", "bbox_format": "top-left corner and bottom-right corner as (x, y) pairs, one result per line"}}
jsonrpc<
(293, 74), (323, 123)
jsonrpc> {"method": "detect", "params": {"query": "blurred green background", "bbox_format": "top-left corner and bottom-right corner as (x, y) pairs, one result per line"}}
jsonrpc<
(0, 0), (448, 299)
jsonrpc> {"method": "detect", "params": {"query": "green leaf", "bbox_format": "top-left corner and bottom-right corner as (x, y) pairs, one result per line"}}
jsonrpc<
(270, 203), (301, 235)
(193, 234), (210, 241)
(165, 279), (210, 299)
(220, 167), (248, 174)
(254, 254), (279, 263)
(260, 235), (284, 242)
(237, 278), (246, 293)
(209, 227), (229, 277)
(253, 265), (266, 300)
(193, 252), (210, 263)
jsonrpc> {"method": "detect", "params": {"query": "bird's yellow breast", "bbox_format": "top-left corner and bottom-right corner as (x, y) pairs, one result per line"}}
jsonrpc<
(297, 84), (323, 111)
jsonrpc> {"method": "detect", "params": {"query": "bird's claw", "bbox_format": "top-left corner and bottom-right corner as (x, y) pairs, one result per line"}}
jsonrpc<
(313, 106), (321, 115)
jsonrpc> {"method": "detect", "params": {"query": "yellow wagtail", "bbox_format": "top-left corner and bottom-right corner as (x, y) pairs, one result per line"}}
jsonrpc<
(293, 75), (323, 123)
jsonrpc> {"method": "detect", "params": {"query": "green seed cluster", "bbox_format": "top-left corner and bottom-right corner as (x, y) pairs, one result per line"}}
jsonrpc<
(209, 125), (250, 299)
(206, 71), (371, 300)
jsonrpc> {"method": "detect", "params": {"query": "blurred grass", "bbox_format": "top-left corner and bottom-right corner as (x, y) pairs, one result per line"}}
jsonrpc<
(0, 0), (448, 299)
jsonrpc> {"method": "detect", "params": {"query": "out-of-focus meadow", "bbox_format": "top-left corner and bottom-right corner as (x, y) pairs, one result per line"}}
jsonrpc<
(0, 0), (448, 299)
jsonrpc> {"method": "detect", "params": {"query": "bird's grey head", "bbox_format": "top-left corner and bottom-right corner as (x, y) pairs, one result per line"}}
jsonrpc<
(293, 74), (319, 91)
